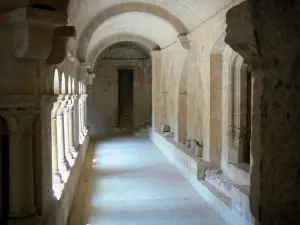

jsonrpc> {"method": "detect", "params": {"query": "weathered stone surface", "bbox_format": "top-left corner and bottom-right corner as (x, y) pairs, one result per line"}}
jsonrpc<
(194, 145), (203, 157)
(161, 124), (170, 133)
(184, 140), (191, 148)
(190, 139), (198, 149)
(226, 1), (300, 224)
(164, 131), (174, 139)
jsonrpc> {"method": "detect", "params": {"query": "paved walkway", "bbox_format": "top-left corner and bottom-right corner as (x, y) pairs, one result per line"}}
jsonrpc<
(72, 135), (226, 225)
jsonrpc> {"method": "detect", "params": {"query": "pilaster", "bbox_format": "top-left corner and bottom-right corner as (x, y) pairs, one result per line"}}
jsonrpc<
(150, 50), (162, 130)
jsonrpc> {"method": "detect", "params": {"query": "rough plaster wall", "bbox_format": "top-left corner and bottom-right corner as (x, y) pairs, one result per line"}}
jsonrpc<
(88, 59), (151, 137)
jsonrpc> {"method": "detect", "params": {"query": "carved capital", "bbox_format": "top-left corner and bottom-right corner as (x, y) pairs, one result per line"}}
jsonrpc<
(78, 61), (91, 69)
(40, 94), (58, 108)
(0, 108), (38, 133)
(2, 7), (67, 59)
(177, 35), (190, 50)
(47, 26), (76, 64)
(225, 2), (260, 70)
(86, 73), (96, 85)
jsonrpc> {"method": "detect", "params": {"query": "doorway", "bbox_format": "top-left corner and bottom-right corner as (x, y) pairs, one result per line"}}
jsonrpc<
(0, 118), (9, 225)
(118, 69), (134, 130)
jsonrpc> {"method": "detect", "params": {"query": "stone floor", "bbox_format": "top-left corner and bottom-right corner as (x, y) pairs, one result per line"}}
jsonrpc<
(71, 135), (227, 225)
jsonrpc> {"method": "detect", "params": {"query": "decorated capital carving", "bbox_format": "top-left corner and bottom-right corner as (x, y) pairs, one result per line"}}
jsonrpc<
(2, 7), (67, 59)
(56, 95), (68, 116)
(40, 94), (58, 109)
(47, 26), (76, 64)
(0, 108), (38, 133)
(86, 73), (96, 85)
(177, 35), (190, 50)
(225, 2), (260, 70)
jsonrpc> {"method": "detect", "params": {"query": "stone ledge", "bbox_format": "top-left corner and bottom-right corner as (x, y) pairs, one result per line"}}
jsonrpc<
(150, 129), (254, 225)
(46, 134), (90, 225)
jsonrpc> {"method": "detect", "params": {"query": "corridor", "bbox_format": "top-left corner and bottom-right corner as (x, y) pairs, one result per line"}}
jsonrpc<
(70, 135), (226, 225)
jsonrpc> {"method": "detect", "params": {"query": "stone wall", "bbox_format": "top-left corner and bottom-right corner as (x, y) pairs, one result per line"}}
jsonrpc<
(152, 0), (245, 172)
(88, 58), (151, 137)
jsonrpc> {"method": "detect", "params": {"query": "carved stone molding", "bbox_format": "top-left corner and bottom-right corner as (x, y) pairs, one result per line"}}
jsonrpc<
(0, 94), (40, 108)
(177, 35), (190, 50)
(225, 2), (260, 70)
(78, 61), (91, 69)
(47, 26), (76, 64)
(86, 73), (96, 85)
(0, 108), (38, 133)
(1, 6), (67, 60)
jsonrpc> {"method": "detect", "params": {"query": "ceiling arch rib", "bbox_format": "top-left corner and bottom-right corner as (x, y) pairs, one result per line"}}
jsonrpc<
(89, 34), (159, 70)
(76, 3), (188, 61)
(86, 12), (177, 62)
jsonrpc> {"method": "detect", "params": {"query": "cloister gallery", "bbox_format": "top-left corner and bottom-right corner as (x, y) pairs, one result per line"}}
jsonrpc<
(0, 0), (299, 225)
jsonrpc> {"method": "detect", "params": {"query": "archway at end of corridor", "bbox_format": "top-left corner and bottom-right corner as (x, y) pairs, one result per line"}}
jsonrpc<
(87, 41), (153, 137)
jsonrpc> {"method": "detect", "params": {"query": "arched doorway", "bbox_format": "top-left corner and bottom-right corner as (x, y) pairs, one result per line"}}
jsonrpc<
(0, 118), (9, 224)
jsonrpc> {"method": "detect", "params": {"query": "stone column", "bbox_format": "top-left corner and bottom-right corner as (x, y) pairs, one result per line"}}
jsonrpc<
(63, 95), (74, 166)
(56, 95), (70, 172)
(68, 94), (77, 157)
(78, 94), (84, 144)
(150, 50), (162, 131)
(51, 101), (63, 184)
(224, 2), (300, 224)
(0, 109), (38, 221)
(83, 94), (88, 135)
(73, 95), (80, 148)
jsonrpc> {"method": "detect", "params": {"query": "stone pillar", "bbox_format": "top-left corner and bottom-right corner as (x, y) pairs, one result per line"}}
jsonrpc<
(175, 93), (187, 142)
(73, 95), (80, 148)
(56, 96), (70, 172)
(63, 95), (74, 166)
(83, 94), (88, 134)
(150, 50), (162, 131)
(78, 94), (84, 144)
(51, 101), (63, 184)
(225, 1), (300, 223)
(0, 109), (38, 221)
(68, 94), (77, 157)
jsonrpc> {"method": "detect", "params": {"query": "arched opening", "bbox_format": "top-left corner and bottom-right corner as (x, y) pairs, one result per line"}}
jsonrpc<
(68, 76), (72, 94)
(240, 63), (253, 165)
(61, 73), (66, 94)
(77, 2), (188, 60)
(0, 118), (9, 224)
(72, 78), (75, 94)
(53, 69), (60, 94)
(87, 41), (152, 136)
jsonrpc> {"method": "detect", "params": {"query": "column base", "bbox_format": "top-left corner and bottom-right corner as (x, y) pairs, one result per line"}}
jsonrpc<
(69, 146), (78, 158)
(66, 152), (75, 167)
(8, 215), (40, 225)
(58, 160), (70, 172)
(52, 172), (63, 184)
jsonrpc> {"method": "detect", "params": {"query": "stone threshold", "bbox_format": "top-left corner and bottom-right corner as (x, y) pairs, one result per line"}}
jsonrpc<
(150, 130), (253, 225)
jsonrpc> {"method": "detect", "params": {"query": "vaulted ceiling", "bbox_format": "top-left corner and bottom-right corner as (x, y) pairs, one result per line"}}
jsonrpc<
(67, 0), (234, 62)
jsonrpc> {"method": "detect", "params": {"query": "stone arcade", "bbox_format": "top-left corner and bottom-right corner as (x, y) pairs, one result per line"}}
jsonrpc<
(0, 1), (299, 225)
